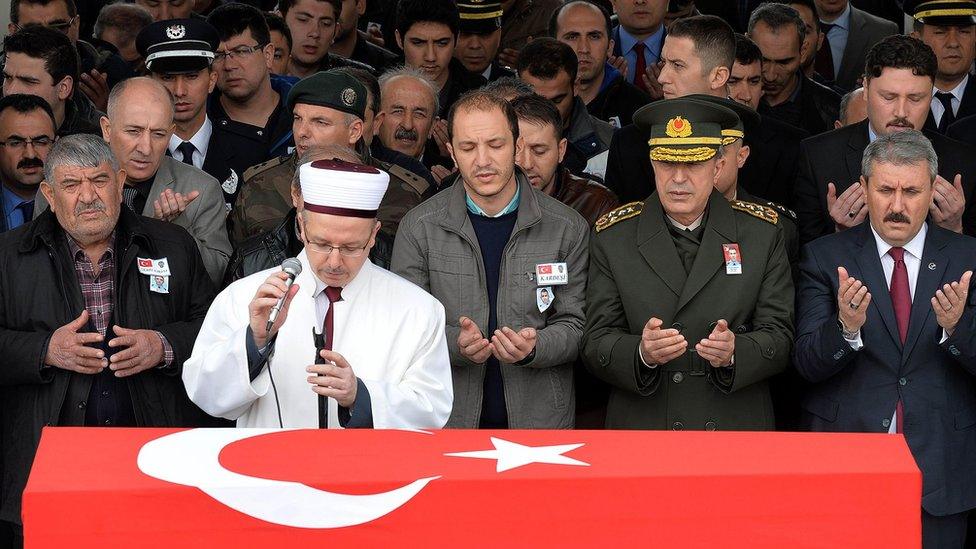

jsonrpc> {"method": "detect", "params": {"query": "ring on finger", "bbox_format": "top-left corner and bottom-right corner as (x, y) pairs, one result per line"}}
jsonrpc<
(849, 300), (859, 309)
(848, 209), (858, 218)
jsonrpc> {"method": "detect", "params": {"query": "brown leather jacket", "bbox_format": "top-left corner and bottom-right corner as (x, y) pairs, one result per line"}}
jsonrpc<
(552, 168), (620, 226)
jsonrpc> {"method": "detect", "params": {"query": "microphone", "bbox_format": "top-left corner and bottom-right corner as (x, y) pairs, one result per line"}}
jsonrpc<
(266, 257), (303, 334)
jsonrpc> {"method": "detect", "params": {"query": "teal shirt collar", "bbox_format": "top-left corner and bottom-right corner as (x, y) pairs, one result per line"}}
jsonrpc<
(465, 183), (520, 217)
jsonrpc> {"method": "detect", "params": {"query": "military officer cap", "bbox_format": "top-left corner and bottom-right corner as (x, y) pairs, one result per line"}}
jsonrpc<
(458, 0), (503, 34)
(136, 18), (219, 74)
(633, 98), (740, 162)
(682, 94), (760, 145)
(286, 71), (368, 120)
(905, 0), (976, 26)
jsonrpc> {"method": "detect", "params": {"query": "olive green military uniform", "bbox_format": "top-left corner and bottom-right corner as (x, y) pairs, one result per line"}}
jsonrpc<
(228, 152), (428, 245)
(581, 98), (794, 430)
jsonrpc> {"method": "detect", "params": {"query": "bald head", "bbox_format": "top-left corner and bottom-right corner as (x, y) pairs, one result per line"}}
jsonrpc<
(106, 77), (175, 122)
(100, 76), (176, 183)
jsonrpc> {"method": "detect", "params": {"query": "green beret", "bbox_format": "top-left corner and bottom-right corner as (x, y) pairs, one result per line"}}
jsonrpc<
(286, 71), (367, 119)
(633, 98), (740, 163)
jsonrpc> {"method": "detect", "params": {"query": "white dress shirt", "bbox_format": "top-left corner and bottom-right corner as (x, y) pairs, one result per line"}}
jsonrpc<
(167, 117), (212, 170)
(930, 74), (968, 128)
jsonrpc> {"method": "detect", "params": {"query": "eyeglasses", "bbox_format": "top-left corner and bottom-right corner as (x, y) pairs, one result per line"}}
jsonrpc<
(304, 241), (370, 257)
(214, 44), (267, 63)
(12, 16), (77, 34)
(0, 136), (54, 150)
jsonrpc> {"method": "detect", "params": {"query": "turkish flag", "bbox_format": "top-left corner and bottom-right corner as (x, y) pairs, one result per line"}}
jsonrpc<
(24, 428), (921, 548)
(137, 258), (153, 269)
(537, 265), (552, 274)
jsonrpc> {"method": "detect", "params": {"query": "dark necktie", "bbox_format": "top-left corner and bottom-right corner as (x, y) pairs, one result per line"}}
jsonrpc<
(935, 91), (956, 132)
(317, 286), (343, 429)
(176, 141), (195, 166)
(815, 22), (836, 82)
(888, 247), (911, 433)
(633, 41), (648, 92)
(16, 200), (33, 224)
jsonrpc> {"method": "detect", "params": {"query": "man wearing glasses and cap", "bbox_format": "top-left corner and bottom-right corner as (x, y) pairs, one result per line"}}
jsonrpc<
(138, 18), (250, 211)
(184, 159), (452, 429)
(582, 98), (794, 431)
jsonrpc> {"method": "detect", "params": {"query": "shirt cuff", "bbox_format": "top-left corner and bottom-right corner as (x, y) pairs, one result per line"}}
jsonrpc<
(338, 378), (373, 428)
(844, 330), (863, 350)
(155, 331), (174, 368)
(940, 329), (950, 344)
(638, 347), (658, 369)
(245, 325), (272, 381)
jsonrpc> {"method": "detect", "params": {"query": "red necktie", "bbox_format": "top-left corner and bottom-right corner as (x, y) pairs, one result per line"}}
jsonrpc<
(888, 247), (910, 433)
(633, 42), (648, 92)
(317, 286), (343, 429)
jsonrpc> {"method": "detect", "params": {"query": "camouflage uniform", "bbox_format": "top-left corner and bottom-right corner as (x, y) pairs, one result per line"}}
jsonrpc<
(229, 152), (430, 246)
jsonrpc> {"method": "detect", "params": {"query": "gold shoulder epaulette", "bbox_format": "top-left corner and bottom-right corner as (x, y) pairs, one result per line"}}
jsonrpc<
(762, 200), (796, 220)
(730, 199), (778, 225)
(243, 154), (289, 181)
(595, 201), (643, 232)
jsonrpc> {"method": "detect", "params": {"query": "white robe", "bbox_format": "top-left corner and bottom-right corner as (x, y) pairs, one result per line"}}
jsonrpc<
(183, 252), (453, 428)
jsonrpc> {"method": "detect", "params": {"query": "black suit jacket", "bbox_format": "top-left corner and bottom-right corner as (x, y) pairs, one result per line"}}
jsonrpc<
(758, 74), (841, 137)
(924, 77), (976, 134)
(794, 222), (976, 516)
(604, 111), (807, 205)
(794, 120), (976, 244)
(833, 6), (899, 92)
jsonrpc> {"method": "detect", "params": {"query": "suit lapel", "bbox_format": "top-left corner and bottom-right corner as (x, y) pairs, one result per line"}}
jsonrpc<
(843, 122), (870, 191)
(676, 192), (733, 313)
(838, 8), (866, 83)
(852, 223), (902, 348)
(957, 77), (976, 120)
(636, 194), (685, 298)
(903, 226), (949, 361)
(142, 157), (177, 217)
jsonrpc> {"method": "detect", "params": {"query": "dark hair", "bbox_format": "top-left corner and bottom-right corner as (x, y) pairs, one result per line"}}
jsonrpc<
(0, 93), (58, 131)
(667, 14), (735, 72)
(733, 33), (762, 66)
(279, 0), (341, 19)
(332, 67), (380, 114)
(93, 3), (153, 43)
(396, 0), (459, 40)
(3, 26), (79, 90)
(517, 37), (579, 83)
(747, 3), (805, 43)
(548, 0), (612, 38)
(782, 0), (819, 32)
(207, 2), (272, 45)
(447, 89), (519, 143)
(864, 35), (938, 83)
(483, 76), (535, 99)
(510, 93), (562, 137)
(264, 12), (293, 50)
(10, 0), (76, 25)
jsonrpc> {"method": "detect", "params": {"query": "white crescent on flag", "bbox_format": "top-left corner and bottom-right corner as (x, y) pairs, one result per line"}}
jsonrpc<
(136, 428), (440, 529)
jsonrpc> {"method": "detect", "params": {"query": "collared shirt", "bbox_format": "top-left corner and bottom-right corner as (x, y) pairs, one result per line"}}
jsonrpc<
(2, 184), (33, 230)
(930, 74), (969, 127)
(66, 232), (174, 366)
(618, 25), (664, 86)
(821, 2), (852, 77)
(867, 123), (879, 143)
(666, 211), (705, 231)
(167, 117), (212, 170)
(466, 184), (521, 217)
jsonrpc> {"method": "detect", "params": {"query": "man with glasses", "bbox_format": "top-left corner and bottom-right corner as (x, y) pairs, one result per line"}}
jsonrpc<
(184, 157), (453, 429)
(139, 18), (249, 212)
(0, 95), (56, 232)
(8, 0), (134, 112)
(2, 25), (102, 138)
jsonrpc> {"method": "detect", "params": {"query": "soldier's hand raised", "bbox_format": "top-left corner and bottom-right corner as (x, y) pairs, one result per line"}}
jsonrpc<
(696, 319), (735, 368)
(639, 317), (686, 366)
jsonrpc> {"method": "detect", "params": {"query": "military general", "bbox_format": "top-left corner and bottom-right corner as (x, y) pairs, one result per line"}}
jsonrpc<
(582, 99), (795, 430)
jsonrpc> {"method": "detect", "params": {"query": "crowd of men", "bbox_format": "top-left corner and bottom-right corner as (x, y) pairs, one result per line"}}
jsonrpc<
(0, 0), (976, 547)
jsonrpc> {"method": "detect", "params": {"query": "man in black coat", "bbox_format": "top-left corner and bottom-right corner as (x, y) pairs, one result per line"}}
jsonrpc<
(0, 134), (218, 545)
(794, 35), (975, 245)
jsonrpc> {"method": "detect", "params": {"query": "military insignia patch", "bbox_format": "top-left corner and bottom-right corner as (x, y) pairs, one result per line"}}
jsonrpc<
(730, 200), (778, 224)
(665, 116), (692, 138)
(595, 201), (643, 232)
(221, 169), (239, 195)
(341, 88), (357, 107)
(166, 25), (186, 40)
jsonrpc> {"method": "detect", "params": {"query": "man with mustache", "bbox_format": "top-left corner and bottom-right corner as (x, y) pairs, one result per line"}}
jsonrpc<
(392, 90), (589, 429)
(0, 95), (57, 232)
(0, 134), (220, 547)
(794, 34), (976, 245)
(581, 98), (794, 430)
(794, 129), (976, 548)
(376, 67), (438, 166)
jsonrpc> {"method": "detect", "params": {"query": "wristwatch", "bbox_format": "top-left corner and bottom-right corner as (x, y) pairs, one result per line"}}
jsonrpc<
(838, 319), (859, 340)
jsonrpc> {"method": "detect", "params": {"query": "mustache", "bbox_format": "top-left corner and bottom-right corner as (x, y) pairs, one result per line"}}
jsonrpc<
(74, 199), (106, 216)
(17, 158), (43, 170)
(884, 212), (911, 224)
(886, 117), (914, 128)
(394, 127), (418, 142)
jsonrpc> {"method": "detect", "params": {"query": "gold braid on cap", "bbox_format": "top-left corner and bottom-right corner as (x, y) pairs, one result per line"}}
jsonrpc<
(650, 146), (717, 162)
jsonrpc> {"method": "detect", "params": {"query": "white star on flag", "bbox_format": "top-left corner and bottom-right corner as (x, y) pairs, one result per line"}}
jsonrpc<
(444, 437), (590, 472)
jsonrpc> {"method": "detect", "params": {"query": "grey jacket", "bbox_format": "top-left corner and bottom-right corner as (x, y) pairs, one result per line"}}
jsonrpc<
(391, 172), (589, 428)
(35, 155), (232, 284)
